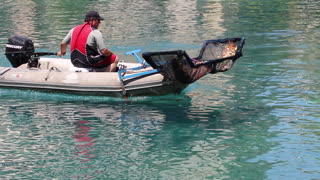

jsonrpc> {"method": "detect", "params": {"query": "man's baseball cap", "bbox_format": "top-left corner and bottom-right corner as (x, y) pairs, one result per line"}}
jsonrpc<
(85, 11), (104, 21)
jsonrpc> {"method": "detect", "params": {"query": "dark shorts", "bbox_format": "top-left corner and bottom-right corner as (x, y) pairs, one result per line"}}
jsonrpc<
(92, 54), (117, 66)
(71, 50), (117, 69)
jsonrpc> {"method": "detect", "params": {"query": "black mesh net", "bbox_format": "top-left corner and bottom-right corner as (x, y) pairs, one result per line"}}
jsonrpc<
(142, 50), (189, 82)
(192, 38), (245, 71)
(142, 38), (245, 84)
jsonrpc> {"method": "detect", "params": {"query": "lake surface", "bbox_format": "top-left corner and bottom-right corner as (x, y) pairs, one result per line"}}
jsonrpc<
(0, 0), (320, 179)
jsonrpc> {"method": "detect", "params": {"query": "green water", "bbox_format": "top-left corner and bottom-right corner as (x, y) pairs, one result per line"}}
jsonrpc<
(0, 0), (320, 179)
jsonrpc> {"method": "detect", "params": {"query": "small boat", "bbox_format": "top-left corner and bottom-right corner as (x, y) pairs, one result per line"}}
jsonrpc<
(1, 35), (245, 97)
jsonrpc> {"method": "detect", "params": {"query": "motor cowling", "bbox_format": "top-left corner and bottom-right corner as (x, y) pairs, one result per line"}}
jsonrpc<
(5, 35), (35, 67)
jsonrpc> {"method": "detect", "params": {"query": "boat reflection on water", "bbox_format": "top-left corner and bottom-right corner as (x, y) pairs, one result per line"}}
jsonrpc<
(0, 89), (276, 178)
(71, 120), (100, 179)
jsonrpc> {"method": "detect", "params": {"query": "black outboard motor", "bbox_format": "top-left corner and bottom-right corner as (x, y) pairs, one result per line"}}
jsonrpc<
(5, 35), (35, 67)
(5, 35), (56, 68)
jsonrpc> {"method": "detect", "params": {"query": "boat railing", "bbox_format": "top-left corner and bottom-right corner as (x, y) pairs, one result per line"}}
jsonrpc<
(118, 49), (160, 95)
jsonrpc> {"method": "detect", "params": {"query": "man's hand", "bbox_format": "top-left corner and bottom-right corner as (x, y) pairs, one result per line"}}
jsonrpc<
(57, 51), (66, 56)
(58, 41), (68, 57)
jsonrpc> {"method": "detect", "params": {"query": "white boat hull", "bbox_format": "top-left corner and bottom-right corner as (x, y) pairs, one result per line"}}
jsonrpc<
(0, 58), (188, 97)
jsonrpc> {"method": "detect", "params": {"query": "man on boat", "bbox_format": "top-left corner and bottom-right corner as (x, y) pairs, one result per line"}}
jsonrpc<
(57, 11), (119, 72)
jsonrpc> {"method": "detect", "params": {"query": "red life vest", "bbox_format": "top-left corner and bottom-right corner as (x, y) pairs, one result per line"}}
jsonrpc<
(70, 23), (92, 55)
(69, 23), (113, 68)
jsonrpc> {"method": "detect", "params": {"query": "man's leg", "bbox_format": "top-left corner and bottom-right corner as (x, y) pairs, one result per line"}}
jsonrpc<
(105, 57), (119, 72)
